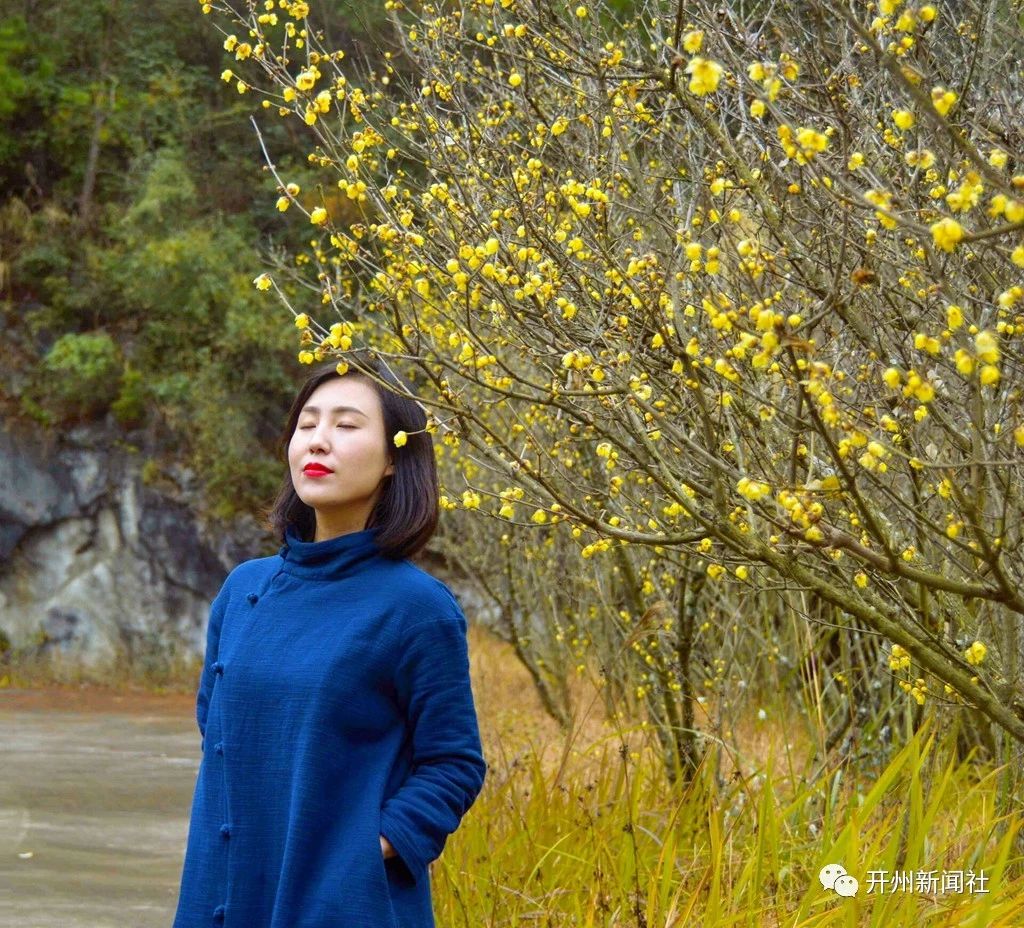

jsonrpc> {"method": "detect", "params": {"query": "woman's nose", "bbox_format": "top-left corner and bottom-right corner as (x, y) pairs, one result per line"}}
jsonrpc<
(308, 423), (332, 450)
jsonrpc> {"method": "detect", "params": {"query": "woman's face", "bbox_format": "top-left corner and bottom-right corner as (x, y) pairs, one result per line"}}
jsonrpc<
(287, 376), (395, 535)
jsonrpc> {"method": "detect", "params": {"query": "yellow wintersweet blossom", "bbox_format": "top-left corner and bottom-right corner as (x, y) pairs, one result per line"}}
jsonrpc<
(964, 641), (987, 665)
(686, 57), (724, 95)
(954, 349), (975, 375)
(736, 477), (771, 501)
(974, 330), (999, 364)
(683, 30), (703, 53)
(930, 217), (964, 252)
(310, 207), (328, 225)
(296, 68), (318, 91)
(905, 148), (935, 169)
(864, 188), (898, 229)
(946, 304), (963, 328)
(889, 644), (911, 671)
(393, 431), (408, 448)
(931, 86), (957, 115)
(903, 371), (934, 402)
(508, 71), (522, 88)
(946, 172), (983, 212)
(795, 126), (828, 156)
(979, 365), (999, 386)
(1012, 245), (1024, 267)
(253, 273), (272, 291)
(294, 313), (310, 329)
(892, 109), (915, 130)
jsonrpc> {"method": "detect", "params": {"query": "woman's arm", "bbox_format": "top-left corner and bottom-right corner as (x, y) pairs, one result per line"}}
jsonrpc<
(196, 585), (230, 749)
(379, 610), (487, 884)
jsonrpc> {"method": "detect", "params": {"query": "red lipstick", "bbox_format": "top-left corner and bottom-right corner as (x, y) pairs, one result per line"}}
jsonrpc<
(303, 463), (334, 477)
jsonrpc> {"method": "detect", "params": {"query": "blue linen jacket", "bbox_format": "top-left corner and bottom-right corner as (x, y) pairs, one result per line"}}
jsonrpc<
(172, 525), (487, 927)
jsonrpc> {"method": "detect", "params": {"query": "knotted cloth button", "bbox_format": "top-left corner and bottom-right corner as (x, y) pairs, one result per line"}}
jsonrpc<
(212, 661), (224, 675)
(220, 823), (232, 838)
(247, 592), (259, 605)
(213, 903), (226, 922)
(214, 742), (224, 755)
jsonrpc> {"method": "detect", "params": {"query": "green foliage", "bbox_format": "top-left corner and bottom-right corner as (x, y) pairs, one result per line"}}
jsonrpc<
(0, 16), (57, 168)
(33, 330), (121, 422)
(111, 363), (147, 427)
(0, 0), (357, 518)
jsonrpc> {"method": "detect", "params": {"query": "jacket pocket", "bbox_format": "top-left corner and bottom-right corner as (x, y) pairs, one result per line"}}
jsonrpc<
(374, 819), (401, 928)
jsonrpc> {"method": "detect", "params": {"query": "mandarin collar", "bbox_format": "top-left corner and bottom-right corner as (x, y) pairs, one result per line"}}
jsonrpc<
(278, 524), (382, 579)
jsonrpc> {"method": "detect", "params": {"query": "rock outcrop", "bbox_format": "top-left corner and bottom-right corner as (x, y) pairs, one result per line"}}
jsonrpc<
(0, 416), (268, 667)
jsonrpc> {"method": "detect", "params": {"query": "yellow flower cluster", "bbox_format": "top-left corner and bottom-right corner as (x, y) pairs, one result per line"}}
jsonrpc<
(864, 188), (898, 230)
(931, 86), (957, 116)
(892, 109), (915, 130)
(776, 488), (824, 531)
(581, 537), (614, 559)
(946, 172), (983, 212)
(736, 477), (771, 501)
(899, 678), (928, 705)
(777, 124), (830, 164)
(889, 643), (911, 671)
(685, 57), (723, 96)
(964, 640), (987, 665)
(930, 217), (965, 251)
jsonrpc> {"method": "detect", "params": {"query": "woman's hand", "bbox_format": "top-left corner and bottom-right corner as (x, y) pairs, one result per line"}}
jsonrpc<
(379, 834), (396, 859)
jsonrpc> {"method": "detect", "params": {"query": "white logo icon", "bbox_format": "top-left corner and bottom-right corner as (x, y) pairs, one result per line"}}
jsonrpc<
(820, 864), (859, 897)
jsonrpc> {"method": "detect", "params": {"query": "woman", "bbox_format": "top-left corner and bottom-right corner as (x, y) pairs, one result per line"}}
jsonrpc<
(172, 354), (487, 928)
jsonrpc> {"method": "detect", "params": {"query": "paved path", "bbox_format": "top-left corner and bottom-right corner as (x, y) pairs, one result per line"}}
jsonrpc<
(0, 689), (199, 928)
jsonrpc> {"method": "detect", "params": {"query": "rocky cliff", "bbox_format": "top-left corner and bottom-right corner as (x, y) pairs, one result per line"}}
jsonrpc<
(0, 416), (269, 667)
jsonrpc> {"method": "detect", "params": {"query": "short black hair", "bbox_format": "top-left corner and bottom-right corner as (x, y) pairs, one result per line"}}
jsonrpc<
(263, 351), (439, 560)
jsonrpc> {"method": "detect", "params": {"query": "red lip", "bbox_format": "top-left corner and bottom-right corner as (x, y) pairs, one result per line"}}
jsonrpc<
(303, 464), (334, 475)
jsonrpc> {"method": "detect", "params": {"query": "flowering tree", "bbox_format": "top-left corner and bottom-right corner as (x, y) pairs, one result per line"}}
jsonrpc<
(205, 0), (1024, 762)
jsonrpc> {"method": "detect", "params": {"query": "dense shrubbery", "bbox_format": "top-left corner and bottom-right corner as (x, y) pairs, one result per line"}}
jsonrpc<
(0, 0), (389, 519)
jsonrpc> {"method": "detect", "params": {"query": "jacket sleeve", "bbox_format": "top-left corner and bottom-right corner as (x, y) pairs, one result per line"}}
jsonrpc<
(379, 609), (487, 886)
(196, 583), (230, 750)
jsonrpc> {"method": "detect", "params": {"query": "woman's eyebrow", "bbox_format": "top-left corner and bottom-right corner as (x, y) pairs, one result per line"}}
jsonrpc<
(300, 405), (367, 417)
